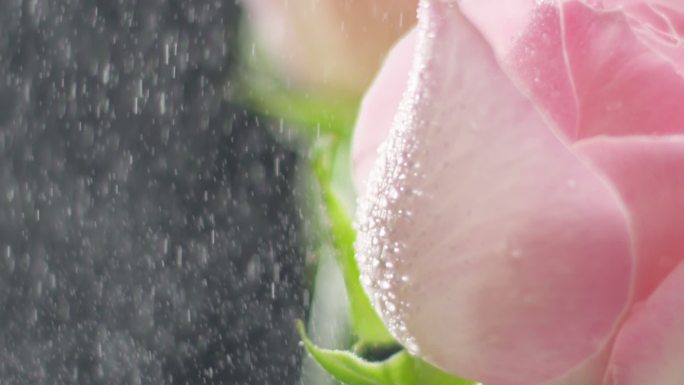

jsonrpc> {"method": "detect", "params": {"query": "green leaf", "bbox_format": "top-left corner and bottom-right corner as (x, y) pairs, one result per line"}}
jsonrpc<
(298, 320), (412, 385)
(312, 142), (395, 345)
(298, 321), (478, 385)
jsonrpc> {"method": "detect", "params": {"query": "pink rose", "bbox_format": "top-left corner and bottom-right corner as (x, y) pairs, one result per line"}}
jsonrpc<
(353, 1), (684, 385)
(242, 0), (418, 98)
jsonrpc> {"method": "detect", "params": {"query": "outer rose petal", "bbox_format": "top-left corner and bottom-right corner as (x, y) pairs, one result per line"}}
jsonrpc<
(355, 1), (633, 384)
(605, 261), (684, 385)
(352, 31), (417, 194)
(577, 137), (684, 302)
(460, 0), (684, 140)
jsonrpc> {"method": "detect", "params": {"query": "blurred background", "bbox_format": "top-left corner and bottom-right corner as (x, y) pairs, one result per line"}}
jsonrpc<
(0, 1), (306, 384)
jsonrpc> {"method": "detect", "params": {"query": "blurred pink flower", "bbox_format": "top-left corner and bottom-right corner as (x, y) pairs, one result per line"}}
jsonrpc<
(242, 0), (418, 98)
(353, 1), (684, 384)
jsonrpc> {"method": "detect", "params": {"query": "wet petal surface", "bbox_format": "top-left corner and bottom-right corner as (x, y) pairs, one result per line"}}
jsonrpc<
(355, 2), (633, 384)
(353, 30), (417, 193)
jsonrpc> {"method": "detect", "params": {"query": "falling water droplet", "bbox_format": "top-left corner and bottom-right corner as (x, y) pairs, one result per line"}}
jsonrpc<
(176, 246), (183, 267)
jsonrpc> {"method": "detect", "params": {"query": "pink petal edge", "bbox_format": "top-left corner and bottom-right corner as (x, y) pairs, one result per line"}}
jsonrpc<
(605, 261), (684, 385)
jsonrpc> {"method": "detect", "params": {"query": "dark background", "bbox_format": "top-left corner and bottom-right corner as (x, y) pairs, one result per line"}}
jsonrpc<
(0, 1), (307, 384)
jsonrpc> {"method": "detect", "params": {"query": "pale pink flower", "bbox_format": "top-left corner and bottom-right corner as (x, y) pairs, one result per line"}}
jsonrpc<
(242, 0), (418, 98)
(354, 1), (684, 384)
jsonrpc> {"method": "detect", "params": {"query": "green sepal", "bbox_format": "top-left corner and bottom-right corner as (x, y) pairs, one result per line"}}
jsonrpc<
(297, 321), (478, 385)
(312, 142), (395, 345)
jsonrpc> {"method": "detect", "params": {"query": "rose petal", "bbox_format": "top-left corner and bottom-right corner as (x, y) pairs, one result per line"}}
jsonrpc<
(605, 261), (684, 385)
(452, 0), (538, 58)
(611, 2), (684, 76)
(460, 1), (684, 140)
(355, 2), (633, 384)
(577, 136), (684, 302)
(458, 0), (578, 137)
(602, 0), (684, 15)
(561, 2), (684, 139)
(352, 30), (417, 194)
